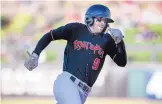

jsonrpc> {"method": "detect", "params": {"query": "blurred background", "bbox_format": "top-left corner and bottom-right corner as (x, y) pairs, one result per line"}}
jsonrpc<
(1, 0), (162, 104)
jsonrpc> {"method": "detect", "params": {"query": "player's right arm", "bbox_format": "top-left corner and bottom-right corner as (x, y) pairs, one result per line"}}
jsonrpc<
(24, 23), (79, 71)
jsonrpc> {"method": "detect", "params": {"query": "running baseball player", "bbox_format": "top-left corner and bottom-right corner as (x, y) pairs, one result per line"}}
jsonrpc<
(24, 4), (127, 104)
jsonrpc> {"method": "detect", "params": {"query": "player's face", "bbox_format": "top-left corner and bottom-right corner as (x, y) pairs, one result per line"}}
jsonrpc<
(93, 17), (107, 33)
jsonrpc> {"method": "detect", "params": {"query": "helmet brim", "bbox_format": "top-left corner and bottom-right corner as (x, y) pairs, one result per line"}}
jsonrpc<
(107, 18), (114, 23)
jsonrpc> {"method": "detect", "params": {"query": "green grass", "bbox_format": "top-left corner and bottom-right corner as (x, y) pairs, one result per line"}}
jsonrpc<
(157, 52), (162, 62)
(128, 51), (152, 62)
(124, 28), (139, 44)
(46, 50), (57, 62)
(124, 24), (162, 44)
(127, 51), (162, 62)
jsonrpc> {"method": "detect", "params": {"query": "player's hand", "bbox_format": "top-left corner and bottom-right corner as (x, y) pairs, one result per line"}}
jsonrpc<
(24, 51), (39, 71)
(106, 28), (124, 44)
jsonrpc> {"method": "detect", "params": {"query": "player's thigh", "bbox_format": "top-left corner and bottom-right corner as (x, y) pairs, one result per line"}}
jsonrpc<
(54, 74), (82, 104)
(79, 89), (89, 104)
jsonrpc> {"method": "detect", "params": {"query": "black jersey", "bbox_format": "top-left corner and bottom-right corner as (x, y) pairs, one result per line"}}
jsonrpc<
(33, 22), (127, 87)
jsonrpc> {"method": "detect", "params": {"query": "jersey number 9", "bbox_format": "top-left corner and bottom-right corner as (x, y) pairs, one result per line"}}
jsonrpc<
(92, 58), (100, 70)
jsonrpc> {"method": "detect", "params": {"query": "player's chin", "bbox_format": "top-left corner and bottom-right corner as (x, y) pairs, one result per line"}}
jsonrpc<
(95, 30), (101, 33)
(97, 28), (104, 33)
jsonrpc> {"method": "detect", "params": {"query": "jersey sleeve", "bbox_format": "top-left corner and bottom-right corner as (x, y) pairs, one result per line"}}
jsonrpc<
(106, 36), (127, 67)
(106, 39), (118, 58)
(50, 23), (79, 41)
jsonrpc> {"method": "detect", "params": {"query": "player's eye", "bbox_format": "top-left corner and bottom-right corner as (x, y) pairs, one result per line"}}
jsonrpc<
(95, 17), (108, 23)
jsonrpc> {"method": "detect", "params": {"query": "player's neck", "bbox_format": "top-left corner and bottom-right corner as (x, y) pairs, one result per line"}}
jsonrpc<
(88, 26), (98, 35)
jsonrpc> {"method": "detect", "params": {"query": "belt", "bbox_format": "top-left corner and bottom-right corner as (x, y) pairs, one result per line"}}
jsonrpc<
(70, 76), (91, 93)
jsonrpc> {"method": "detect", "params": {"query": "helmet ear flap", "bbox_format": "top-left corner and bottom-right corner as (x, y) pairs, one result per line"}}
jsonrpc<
(85, 16), (94, 26)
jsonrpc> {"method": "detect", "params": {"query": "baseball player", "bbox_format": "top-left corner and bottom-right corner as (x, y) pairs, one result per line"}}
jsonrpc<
(24, 4), (127, 104)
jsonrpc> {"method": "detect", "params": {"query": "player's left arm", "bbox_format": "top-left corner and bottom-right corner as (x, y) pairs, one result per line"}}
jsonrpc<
(112, 40), (127, 67)
(106, 29), (127, 67)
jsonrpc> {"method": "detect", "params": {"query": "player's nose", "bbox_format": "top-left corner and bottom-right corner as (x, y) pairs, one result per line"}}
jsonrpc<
(99, 22), (106, 28)
(101, 21), (106, 25)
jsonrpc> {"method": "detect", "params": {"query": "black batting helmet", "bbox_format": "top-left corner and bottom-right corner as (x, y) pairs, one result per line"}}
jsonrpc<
(84, 4), (114, 26)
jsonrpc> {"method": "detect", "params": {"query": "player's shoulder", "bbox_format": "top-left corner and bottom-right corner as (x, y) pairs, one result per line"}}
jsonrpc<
(103, 33), (111, 38)
(103, 33), (114, 42)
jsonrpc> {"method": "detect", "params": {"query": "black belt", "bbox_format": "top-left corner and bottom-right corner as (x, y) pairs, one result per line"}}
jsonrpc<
(70, 76), (90, 93)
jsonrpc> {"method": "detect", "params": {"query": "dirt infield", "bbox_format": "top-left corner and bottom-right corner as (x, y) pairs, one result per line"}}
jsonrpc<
(1, 97), (162, 104)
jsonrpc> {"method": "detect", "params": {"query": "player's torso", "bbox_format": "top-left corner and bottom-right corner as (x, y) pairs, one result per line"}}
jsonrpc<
(64, 23), (111, 87)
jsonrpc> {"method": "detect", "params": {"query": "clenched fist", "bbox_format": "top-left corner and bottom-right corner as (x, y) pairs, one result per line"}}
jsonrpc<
(24, 51), (39, 71)
(106, 28), (124, 44)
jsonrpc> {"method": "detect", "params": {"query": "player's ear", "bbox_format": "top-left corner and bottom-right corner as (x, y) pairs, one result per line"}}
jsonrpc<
(85, 16), (94, 26)
(90, 18), (95, 26)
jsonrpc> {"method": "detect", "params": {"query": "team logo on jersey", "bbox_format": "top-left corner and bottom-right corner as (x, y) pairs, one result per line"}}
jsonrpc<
(73, 40), (104, 58)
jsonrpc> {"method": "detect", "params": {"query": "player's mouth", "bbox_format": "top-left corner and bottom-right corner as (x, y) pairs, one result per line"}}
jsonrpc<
(98, 26), (104, 30)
